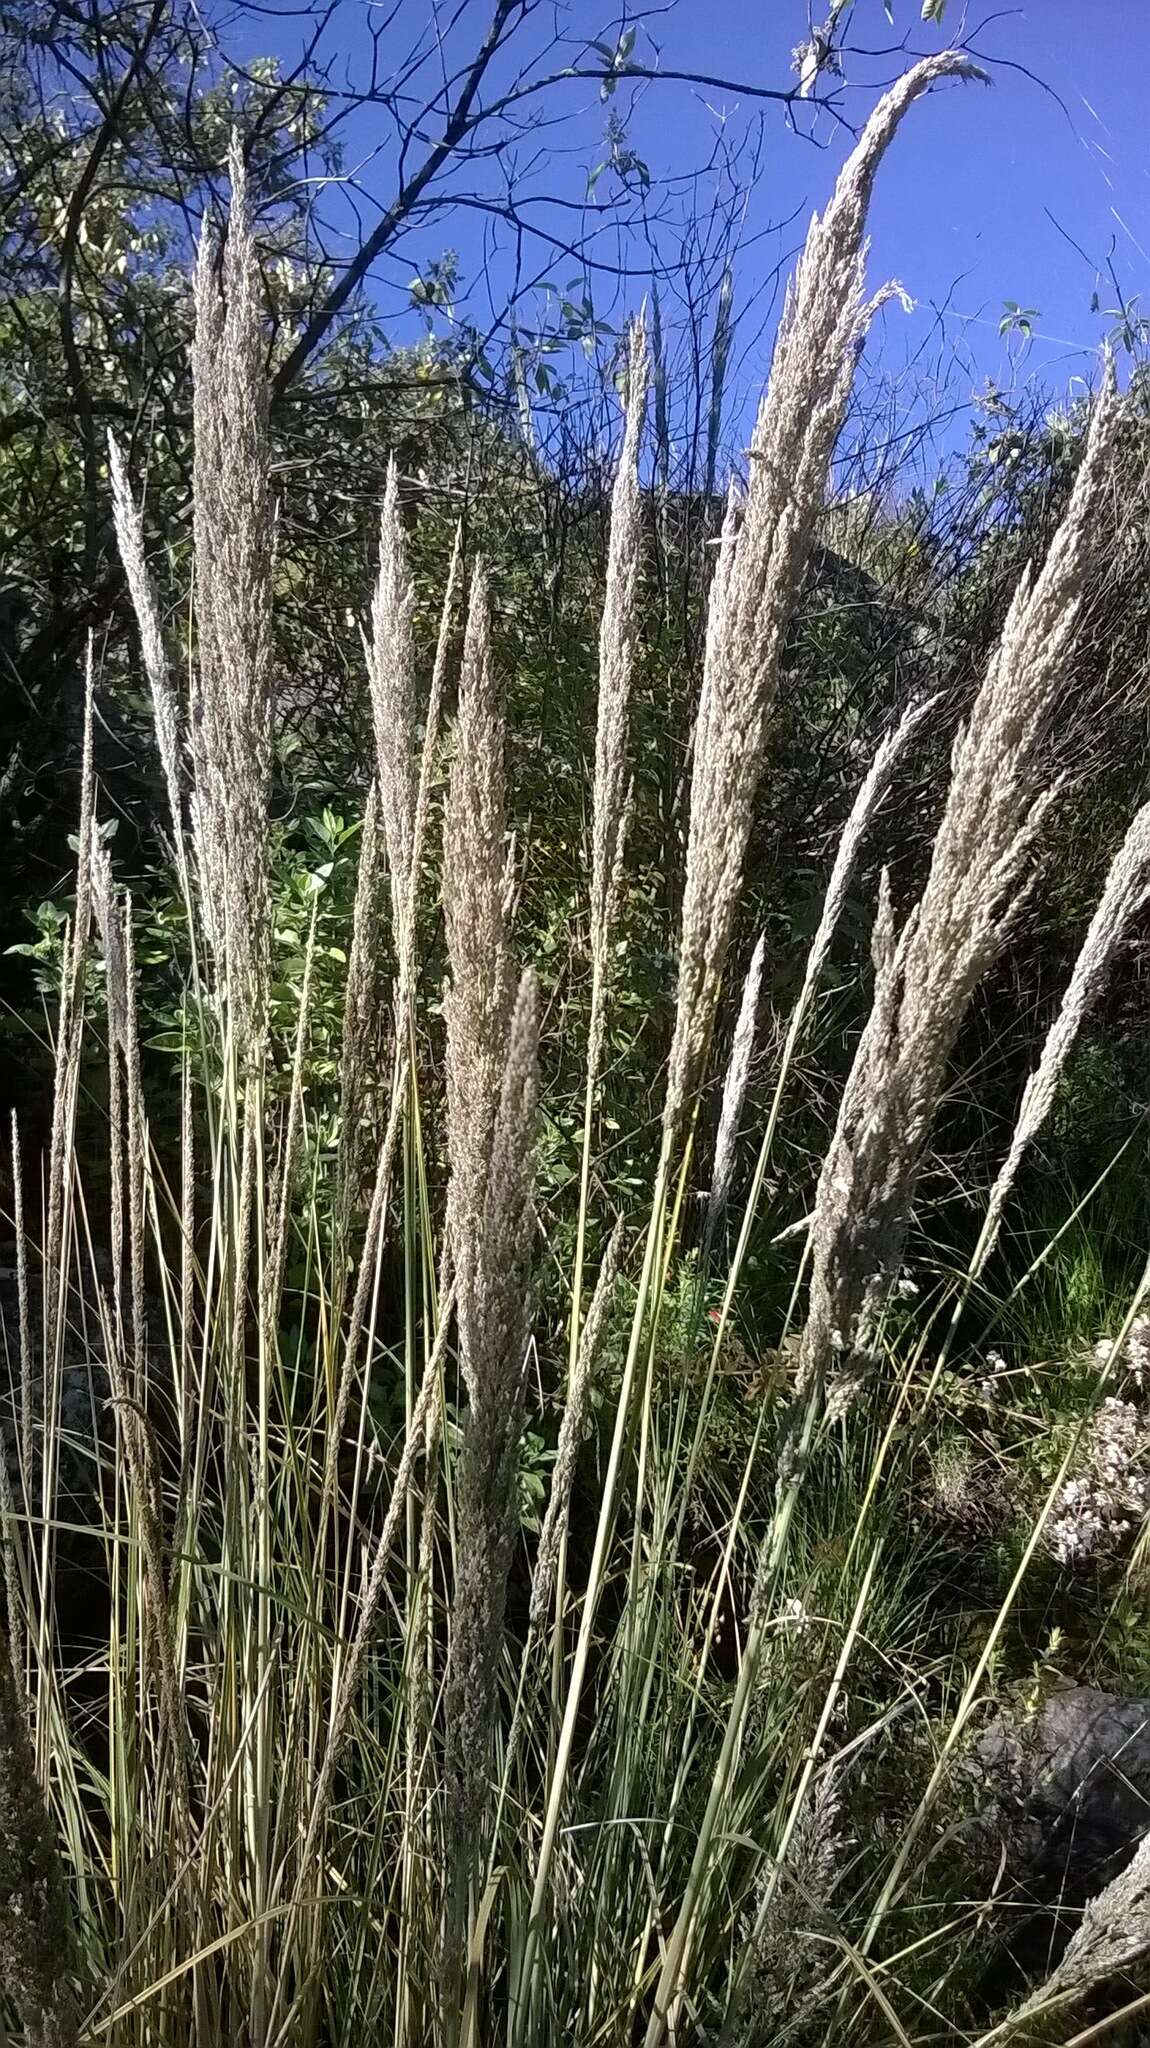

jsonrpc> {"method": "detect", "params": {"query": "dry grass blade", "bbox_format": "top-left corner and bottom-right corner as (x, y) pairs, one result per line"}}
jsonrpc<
(10, 1113), (33, 1487)
(44, 652), (95, 1364)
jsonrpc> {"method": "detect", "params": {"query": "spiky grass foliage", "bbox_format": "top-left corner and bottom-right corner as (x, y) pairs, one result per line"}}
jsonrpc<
(5, 63), (1148, 2048)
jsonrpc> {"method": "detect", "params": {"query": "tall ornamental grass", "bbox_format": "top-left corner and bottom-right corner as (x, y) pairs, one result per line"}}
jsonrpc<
(3, 53), (1147, 2048)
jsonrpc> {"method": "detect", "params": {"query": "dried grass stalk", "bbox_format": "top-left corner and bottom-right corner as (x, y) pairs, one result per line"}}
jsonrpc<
(10, 1114), (33, 1488)
(90, 834), (129, 1341)
(44, 654), (95, 1365)
(264, 902), (317, 1324)
(327, 542), (461, 1474)
(0, 1634), (76, 2048)
(294, 1281), (456, 1895)
(799, 369), (1120, 1402)
(663, 51), (982, 1149)
(1008, 1818), (1150, 2033)
(190, 135), (273, 1046)
(446, 970), (540, 1835)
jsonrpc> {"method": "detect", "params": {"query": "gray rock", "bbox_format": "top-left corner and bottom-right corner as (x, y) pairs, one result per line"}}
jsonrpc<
(974, 1685), (1150, 1899)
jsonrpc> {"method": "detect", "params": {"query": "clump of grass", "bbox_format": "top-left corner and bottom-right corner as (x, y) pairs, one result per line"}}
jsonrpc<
(8, 60), (1150, 2048)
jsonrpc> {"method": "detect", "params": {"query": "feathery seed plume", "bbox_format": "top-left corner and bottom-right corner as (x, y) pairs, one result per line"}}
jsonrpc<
(369, 459), (419, 950)
(190, 134), (273, 1046)
(443, 565), (514, 1280)
(975, 794), (1150, 1272)
(663, 52), (983, 1150)
(799, 369), (1121, 1404)
(1008, 1817), (1150, 2032)
(588, 319), (648, 1084)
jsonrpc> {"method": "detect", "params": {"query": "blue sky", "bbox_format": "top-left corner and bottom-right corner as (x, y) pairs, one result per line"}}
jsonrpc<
(249, 2), (1150, 446)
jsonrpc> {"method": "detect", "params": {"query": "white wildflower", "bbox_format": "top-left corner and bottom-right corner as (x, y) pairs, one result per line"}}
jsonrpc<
(1046, 1396), (1150, 1566)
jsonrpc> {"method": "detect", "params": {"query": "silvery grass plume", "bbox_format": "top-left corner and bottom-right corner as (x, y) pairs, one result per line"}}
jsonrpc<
(370, 459), (418, 957)
(443, 565), (514, 1278)
(190, 134), (273, 1046)
(793, 695), (938, 1032)
(662, 51), (983, 1150)
(733, 1771), (846, 2046)
(0, 1630), (76, 2048)
(368, 492), (463, 1015)
(325, 543), (462, 1480)
(107, 434), (184, 864)
(704, 931), (766, 1249)
(973, 794), (1150, 1274)
(446, 970), (540, 1838)
(799, 369), (1121, 1407)
(588, 318), (648, 1085)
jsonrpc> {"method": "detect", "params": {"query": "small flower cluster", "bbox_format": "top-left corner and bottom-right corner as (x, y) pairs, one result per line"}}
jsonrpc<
(976, 1350), (1010, 1404)
(1047, 1396), (1150, 1566)
(780, 1596), (813, 1639)
(1093, 1315), (1150, 1392)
